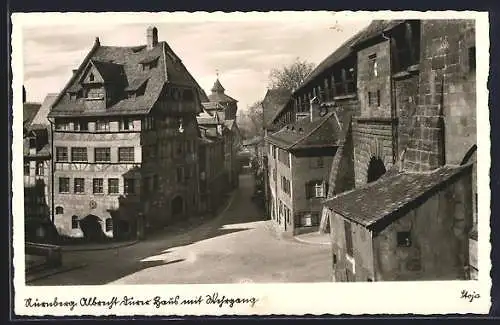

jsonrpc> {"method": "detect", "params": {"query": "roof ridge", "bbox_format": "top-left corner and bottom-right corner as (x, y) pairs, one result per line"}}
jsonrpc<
(288, 112), (334, 150)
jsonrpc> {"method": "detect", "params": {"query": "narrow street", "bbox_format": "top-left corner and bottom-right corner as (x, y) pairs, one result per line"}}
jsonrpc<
(30, 174), (331, 285)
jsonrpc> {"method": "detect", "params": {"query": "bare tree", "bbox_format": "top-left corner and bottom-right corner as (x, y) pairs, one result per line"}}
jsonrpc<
(268, 57), (315, 91)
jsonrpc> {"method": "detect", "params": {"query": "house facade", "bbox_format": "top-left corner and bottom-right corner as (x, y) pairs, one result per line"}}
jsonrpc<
(322, 19), (476, 281)
(47, 27), (206, 240)
(202, 78), (241, 189)
(265, 104), (351, 236)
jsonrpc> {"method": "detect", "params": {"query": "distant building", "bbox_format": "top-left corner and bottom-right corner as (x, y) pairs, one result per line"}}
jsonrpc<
(202, 78), (241, 189)
(47, 27), (207, 240)
(23, 89), (55, 241)
(262, 88), (292, 136)
(265, 103), (352, 237)
(197, 122), (226, 214)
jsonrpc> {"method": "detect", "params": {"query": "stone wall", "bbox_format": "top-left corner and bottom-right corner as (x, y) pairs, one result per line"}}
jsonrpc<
(372, 168), (473, 281)
(329, 211), (375, 282)
(404, 19), (476, 171)
(353, 39), (395, 187)
(394, 74), (420, 159)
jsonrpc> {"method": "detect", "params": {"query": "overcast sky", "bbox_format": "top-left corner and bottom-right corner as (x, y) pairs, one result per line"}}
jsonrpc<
(22, 14), (370, 111)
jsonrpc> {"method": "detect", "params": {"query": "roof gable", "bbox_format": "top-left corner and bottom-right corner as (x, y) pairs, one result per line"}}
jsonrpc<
(49, 34), (207, 118)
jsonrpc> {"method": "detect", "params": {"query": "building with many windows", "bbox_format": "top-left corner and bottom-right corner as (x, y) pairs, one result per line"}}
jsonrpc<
(265, 103), (352, 236)
(47, 26), (207, 239)
(202, 78), (241, 189)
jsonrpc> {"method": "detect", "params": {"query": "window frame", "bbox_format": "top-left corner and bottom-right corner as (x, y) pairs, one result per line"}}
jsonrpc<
(56, 147), (69, 162)
(108, 178), (119, 194)
(71, 147), (88, 162)
(74, 177), (85, 194)
(59, 177), (70, 193)
(118, 147), (135, 162)
(94, 147), (111, 162)
(92, 178), (104, 194)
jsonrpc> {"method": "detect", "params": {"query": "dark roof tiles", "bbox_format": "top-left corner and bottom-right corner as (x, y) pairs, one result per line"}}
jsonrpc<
(262, 88), (292, 127)
(324, 165), (472, 230)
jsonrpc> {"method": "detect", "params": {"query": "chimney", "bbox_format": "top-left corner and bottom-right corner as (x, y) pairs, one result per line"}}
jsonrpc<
(72, 69), (78, 76)
(95, 37), (100, 46)
(147, 26), (158, 50)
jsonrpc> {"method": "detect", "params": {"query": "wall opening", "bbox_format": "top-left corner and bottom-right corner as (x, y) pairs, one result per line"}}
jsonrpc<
(367, 156), (386, 183)
(80, 214), (105, 241)
(171, 196), (184, 218)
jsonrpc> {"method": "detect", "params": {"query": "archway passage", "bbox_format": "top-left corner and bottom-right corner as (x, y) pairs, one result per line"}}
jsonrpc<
(80, 214), (106, 242)
(367, 156), (386, 183)
(171, 196), (184, 219)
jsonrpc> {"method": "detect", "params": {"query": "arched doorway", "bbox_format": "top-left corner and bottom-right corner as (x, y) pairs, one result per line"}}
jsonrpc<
(367, 156), (386, 183)
(171, 196), (184, 219)
(80, 214), (105, 241)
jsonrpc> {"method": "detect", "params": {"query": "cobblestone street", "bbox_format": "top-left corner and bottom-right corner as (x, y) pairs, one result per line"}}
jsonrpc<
(30, 174), (331, 285)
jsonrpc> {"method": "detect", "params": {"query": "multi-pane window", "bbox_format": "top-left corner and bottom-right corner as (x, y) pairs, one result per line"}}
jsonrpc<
(95, 120), (110, 132)
(94, 148), (111, 162)
(120, 118), (134, 131)
(59, 177), (70, 193)
(105, 218), (113, 232)
(71, 147), (88, 162)
(71, 215), (79, 229)
(124, 178), (135, 195)
(74, 178), (85, 193)
(74, 120), (89, 131)
(92, 178), (104, 194)
(24, 162), (30, 176)
(344, 221), (353, 257)
(56, 147), (68, 161)
(108, 178), (119, 194)
(55, 121), (70, 131)
(118, 147), (135, 162)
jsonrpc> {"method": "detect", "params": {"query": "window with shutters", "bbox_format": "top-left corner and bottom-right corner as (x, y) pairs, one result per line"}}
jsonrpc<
(344, 220), (353, 257)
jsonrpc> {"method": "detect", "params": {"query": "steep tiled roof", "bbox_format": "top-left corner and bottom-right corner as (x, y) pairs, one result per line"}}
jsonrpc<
(211, 79), (225, 92)
(324, 165), (472, 231)
(49, 36), (207, 118)
(208, 91), (237, 103)
(266, 109), (351, 151)
(31, 93), (57, 126)
(23, 102), (42, 128)
(262, 88), (292, 127)
(294, 20), (405, 95)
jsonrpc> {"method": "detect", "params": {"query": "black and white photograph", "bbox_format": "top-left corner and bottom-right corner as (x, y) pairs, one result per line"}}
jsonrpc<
(11, 11), (491, 316)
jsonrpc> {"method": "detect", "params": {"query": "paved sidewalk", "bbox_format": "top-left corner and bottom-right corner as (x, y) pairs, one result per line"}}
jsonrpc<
(60, 239), (138, 252)
(294, 231), (330, 245)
